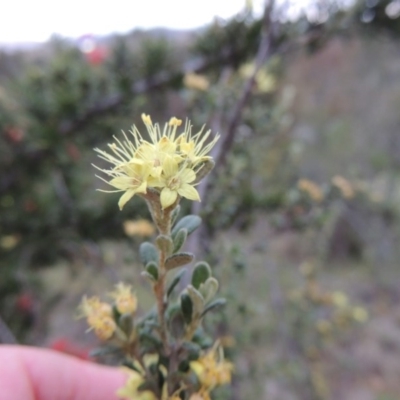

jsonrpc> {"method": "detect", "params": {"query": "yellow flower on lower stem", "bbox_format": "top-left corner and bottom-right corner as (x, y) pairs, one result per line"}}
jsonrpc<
(78, 296), (116, 340)
(332, 175), (355, 199)
(190, 344), (233, 391)
(297, 179), (324, 203)
(108, 283), (138, 315)
(189, 390), (211, 400)
(156, 157), (200, 209)
(117, 368), (156, 400)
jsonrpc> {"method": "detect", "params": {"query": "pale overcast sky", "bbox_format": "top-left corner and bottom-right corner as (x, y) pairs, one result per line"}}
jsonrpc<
(0, 0), (266, 43)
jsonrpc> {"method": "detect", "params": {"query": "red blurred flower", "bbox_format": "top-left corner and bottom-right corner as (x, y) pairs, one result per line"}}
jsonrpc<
(49, 338), (91, 361)
(16, 293), (34, 313)
(4, 126), (24, 143)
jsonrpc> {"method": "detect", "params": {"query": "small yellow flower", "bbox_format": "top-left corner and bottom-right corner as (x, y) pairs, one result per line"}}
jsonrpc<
(123, 219), (155, 237)
(177, 122), (219, 167)
(107, 160), (153, 210)
(190, 345), (233, 390)
(331, 291), (348, 308)
(117, 368), (156, 400)
(155, 157), (200, 209)
(352, 306), (368, 322)
(78, 296), (116, 340)
(108, 283), (138, 315)
(332, 175), (354, 199)
(0, 234), (20, 250)
(183, 73), (210, 91)
(297, 179), (324, 203)
(315, 319), (332, 335)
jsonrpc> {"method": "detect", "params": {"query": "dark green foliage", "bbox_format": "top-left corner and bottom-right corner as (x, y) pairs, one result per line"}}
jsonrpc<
(172, 228), (188, 253)
(191, 262), (212, 290)
(180, 292), (193, 324)
(143, 262), (159, 282)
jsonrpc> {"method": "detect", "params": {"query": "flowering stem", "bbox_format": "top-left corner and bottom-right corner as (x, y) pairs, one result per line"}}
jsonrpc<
(153, 205), (173, 353)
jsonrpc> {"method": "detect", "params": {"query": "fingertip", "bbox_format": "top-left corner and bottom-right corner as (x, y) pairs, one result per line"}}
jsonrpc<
(0, 345), (126, 400)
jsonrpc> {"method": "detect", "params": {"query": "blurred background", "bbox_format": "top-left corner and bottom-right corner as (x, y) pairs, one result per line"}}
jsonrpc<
(1, 0), (400, 399)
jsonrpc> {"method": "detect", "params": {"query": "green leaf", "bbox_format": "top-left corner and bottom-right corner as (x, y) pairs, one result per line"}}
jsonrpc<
(156, 235), (173, 255)
(144, 261), (159, 281)
(172, 215), (202, 238)
(139, 331), (162, 349)
(178, 359), (190, 372)
(122, 360), (143, 373)
(199, 277), (219, 303)
(201, 298), (226, 317)
(193, 159), (215, 185)
(165, 303), (181, 321)
(119, 313), (134, 336)
(165, 252), (194, 270)
(167, 270), (186, 298)
(187, 285), (205, 318)
(192, 262), (211, 289)
(139, 242), (158, 266)
(112, 304), (121, 321)
(172, 228), (188, 253)
(180, 292), (193, 324)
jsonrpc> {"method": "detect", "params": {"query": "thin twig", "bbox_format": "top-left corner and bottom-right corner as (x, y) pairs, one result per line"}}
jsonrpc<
(187, 1), (278, 261)
(215, 0), (276, 169)
(59, 48), (247, 136)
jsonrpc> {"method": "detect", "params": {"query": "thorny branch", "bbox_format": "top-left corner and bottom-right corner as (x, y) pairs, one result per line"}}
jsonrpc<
(186, 1), (278, 261)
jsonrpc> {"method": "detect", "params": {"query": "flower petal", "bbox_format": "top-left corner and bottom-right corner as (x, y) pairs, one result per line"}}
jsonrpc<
(135, 181), (148, 194)
(160, 188), (178, 209)
(118, 189), (136, 210)
(162, 156), (178, 178)
(110, 176), (136, 190)
(178, 184), (200, 202)
(179, 168), (196, 183)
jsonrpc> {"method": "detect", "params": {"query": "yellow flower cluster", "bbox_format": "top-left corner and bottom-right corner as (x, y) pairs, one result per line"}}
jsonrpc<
(95, 115), (219, 210)
(291, 265), (368, 344)
(108, 282), (138, 315)
(117, 368), (156, 400)
(190, 345), (233, 392)
(118, 362), (184, 400)
(79, 283), (137, 340)
(79, 296), (116, 340)
(297, 178), (324, 203)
